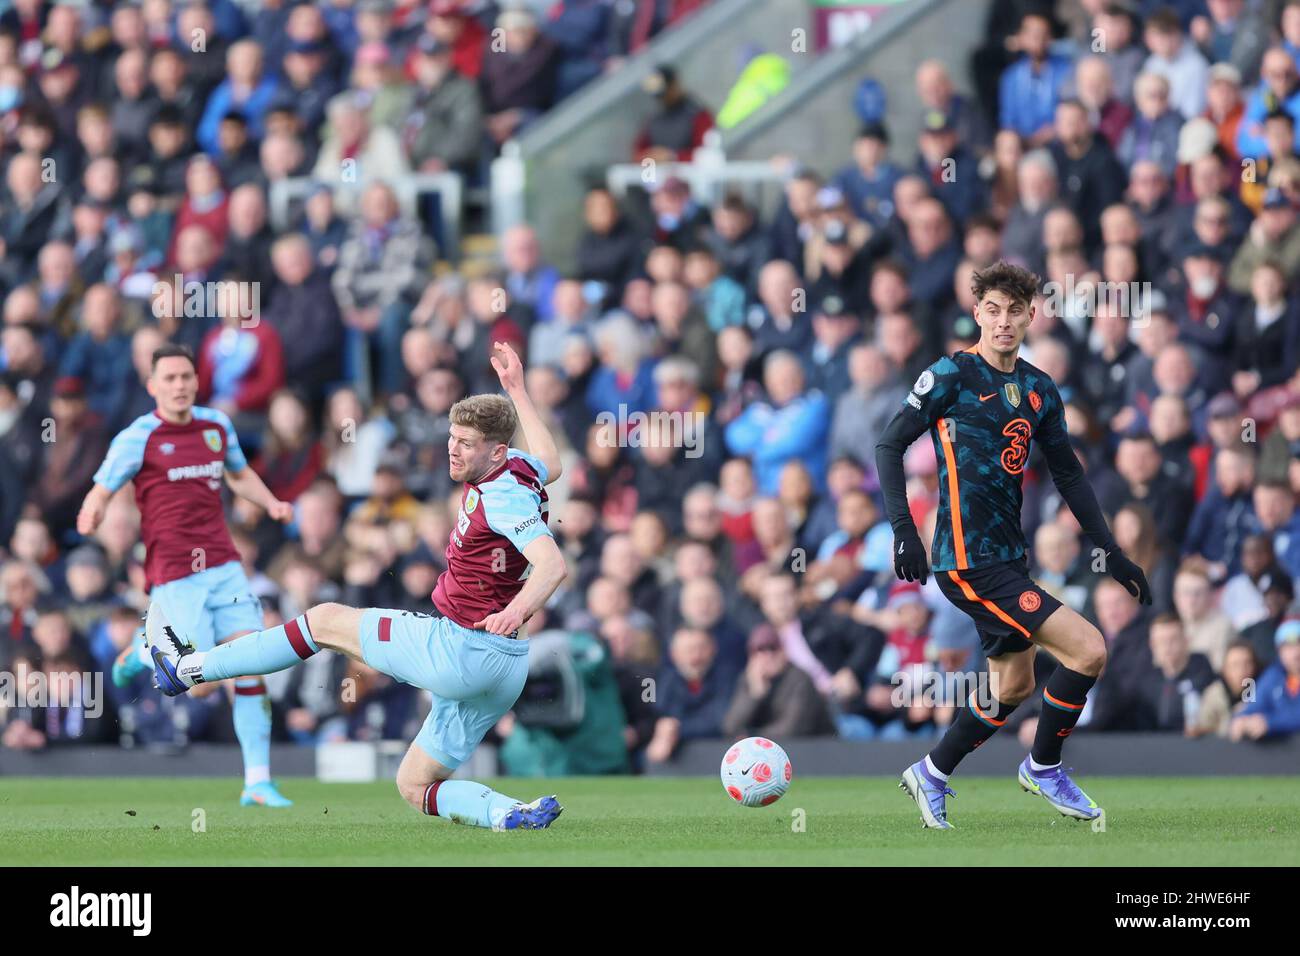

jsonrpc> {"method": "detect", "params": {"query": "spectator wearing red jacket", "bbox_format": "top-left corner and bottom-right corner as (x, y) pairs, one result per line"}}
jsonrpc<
(165, 155), (229, 270)
(197, 298), (286, 423)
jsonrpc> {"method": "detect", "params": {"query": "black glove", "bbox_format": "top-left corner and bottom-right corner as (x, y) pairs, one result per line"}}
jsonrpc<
(892, 525), (930, 584)
(1105, 546), (1152, 605)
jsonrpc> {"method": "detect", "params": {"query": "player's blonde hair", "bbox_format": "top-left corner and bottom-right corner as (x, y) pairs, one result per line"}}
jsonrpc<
(450, 394), (517, 446)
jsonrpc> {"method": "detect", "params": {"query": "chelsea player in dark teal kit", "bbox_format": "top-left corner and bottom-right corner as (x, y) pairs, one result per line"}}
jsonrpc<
(876, 262), (1152, 829)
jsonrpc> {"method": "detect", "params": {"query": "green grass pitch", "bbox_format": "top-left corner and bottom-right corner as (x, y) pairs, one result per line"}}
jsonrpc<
(2, 776), (1297, 866)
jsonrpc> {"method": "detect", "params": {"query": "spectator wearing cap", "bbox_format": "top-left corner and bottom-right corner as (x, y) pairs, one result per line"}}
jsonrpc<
(1070, 55), (1134, 151)
(916, 108), (984, 227)
(726, 349), (830, 495)
(480, 6), (560, 146)
(1117, 71), (1184, 175)
(803, 295), (862, 407)
(1238, 49), (1300, 162)
(633, 64), (713, 163)
(1253, 479), (1300, 581)
(1170, 241), (1242, 385)
(998, 11), (1074, 144)
(1142, 7), (1209, 120)
(647, 175), (709, 249)
(723, 623), (835, 740)
(196, 40), (282, 157)
(1228, 191), (1300, 293)
(425, 0), (489, 81)
(397, 32), (483, 176)
(33, 47), (85, 141)
(312, 94), (411, 217)
(278, 37), (342, 135)
(350, 41), (410, 130)
(831, 124), (901, 229)
(56, 284), (132, 427)
(1204, 61), (1245, 161)
(1229, 615), (1300, 740)
(29, 374), (109, 539)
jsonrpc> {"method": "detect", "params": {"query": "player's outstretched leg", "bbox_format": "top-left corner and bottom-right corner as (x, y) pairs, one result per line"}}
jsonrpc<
(1017, 608), (1104, 821)
(396, 741), (562, 832)
(148, 600), (325, 695)
(899, 650), (1035, 829)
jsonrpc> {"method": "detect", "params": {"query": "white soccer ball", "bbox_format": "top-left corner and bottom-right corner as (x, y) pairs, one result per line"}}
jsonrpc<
(720, 736), (792, 807)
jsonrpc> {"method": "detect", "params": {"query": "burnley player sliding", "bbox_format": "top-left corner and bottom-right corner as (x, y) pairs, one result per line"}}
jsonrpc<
(875, 263), (1151, 829)
(150, 342), (568, 831)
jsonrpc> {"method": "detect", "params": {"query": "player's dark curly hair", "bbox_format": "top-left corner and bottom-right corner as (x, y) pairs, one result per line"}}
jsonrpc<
(971, 261), (1041, 308)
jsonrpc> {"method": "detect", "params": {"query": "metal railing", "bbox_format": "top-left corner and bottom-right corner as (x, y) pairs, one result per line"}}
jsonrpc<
(268, 172), (465, 263)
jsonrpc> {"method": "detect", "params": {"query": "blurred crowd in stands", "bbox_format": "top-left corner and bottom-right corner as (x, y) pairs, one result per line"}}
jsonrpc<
(1, 0), (1299, 772)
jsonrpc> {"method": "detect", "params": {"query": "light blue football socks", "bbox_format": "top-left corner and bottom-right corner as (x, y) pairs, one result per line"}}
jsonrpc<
(424, 780), (521, 829)
(202, 614), (319, 682)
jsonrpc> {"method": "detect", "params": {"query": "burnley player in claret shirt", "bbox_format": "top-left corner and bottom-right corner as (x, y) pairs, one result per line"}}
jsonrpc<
(875, 262), (1152, 830)
(147, 342), (570, 831)
(78, 343), (296, 807)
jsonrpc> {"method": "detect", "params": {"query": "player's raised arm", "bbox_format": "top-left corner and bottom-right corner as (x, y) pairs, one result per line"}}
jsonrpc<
(474, 535), (568, 635)
(1036, 385), (1152, 605)
(491, 341), (562, 485)
(874, 358), (959, 584)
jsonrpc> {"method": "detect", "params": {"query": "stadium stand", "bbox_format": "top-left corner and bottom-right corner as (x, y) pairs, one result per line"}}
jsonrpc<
(1, 0), (1300, 776)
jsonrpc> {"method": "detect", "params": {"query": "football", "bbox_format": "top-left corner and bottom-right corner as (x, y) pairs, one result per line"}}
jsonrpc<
(720, 737), (793, 807)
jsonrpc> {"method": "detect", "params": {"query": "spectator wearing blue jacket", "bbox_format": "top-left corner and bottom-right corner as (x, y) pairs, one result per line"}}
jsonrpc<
(831, 122), (901, 229)
(1183, 445), (1260, 578)
(196, 40), (283, 156)
(586, 313), (658, 420)
(647, 627), (740, 764)
(999, 12), (1073, 143)
(726, 349), (830, 495)
(56, 284), (133, 428)
(1236, 47), (1300, 160)
(1230, 616), (1300, 740)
